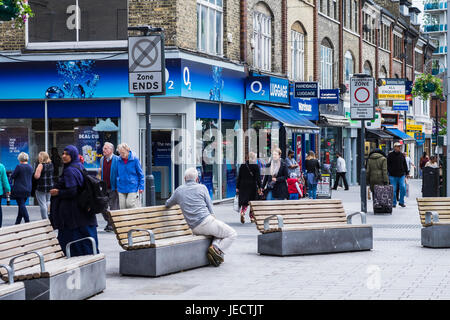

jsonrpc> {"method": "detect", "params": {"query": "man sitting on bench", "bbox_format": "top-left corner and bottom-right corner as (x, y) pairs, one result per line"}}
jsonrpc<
(165, 167), (237, 267)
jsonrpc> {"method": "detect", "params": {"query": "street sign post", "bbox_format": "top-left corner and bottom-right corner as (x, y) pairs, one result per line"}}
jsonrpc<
(350, 74), (375, 214)
(128, 26), (166, 207)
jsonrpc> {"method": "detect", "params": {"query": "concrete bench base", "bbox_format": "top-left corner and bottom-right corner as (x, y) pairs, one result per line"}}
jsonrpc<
(23, 259), (106, 300)
(258, 227), (373, 256)
(422, 225), (450, 248)
(0, 284), (25, 300)
(120, 238), (212, 277)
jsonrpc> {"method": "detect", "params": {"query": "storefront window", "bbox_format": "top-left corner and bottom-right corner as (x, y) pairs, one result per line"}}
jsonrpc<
(251, 120), (280, 160)
(222, 119), (240, 199)
(320, 127), (340, 174)
(49, 117), (119, 174)
(196, 117), (220, 200)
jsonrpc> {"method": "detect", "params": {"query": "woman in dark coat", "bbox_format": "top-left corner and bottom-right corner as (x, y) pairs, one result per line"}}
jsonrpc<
(262, 148), (289, 201)
(50, 145), (99, 257)
(236, 152), (262, 223)
(11, 152), (34, 225)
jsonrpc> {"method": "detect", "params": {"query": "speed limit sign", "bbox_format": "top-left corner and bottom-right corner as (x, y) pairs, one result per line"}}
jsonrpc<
(350, 75), (374, 120)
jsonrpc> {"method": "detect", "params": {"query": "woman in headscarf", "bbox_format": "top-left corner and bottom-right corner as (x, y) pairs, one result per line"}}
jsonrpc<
(49, 145), (99, 257)
(262, 148), (289, 201)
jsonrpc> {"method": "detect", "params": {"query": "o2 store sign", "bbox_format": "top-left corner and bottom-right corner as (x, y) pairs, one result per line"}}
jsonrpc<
(246, 76), (289, 104)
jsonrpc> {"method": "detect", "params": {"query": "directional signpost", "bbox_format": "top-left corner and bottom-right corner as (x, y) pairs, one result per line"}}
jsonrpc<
(350, 75), (375, 213)
(128, 26), (166, 206)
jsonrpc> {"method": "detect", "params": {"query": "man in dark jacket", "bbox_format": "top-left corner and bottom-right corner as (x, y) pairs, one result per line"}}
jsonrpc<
(387, 142), (409, 208)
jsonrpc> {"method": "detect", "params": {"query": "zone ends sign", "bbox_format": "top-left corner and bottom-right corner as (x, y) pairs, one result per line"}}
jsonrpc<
(350, 76), (374, 120)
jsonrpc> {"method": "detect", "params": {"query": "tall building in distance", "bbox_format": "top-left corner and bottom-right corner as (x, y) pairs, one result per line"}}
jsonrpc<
(423, 0), (447, 75)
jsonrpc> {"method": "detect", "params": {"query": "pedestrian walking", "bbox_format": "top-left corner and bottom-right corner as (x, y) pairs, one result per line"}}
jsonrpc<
(10, 152), (34, 225)
(387, 142), (409, 208)
(98, 142), (120, 231)
(304, 151), (320, 199)
(116, 143), (145, 209)
(236, 152), (262, 224)
(49, 145), (99, 257)
(262, 148), (289, 201)
(419, 152), (429, 178)
(0, 162), (11, 228)
(34, 151), (54, 220)
(165, 167), (237, 267)
(366, 149), (389, 193)
(287, 173), (303, 200)
(285, 150), (300, 177)
(332, 152), (349, 190)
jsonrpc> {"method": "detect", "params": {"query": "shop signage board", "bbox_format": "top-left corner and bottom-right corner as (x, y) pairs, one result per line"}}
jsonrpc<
(246, 76), (289, 104)
(319, 89), (339, 104)
(393, 101), (409, 111)
(317, 173), (331, 199)
(377, 78), (406, 100)
(294, 82), (318, 98)
(350, 76), (375, 120)
(289, 85), (319, 120)
(415, 132), (425, 146)
(406, 124), (423, 132)
(128, 35), (165, 95)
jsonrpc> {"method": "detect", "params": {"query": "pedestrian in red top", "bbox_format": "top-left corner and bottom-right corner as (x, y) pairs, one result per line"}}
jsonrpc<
(287, 173), (303, 200)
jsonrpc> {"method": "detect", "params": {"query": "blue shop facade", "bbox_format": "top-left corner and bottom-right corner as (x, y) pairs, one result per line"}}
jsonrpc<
(0, 52), (320, 204)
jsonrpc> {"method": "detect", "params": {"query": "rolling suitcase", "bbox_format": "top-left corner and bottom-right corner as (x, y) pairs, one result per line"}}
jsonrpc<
(373, 184), (393, 214)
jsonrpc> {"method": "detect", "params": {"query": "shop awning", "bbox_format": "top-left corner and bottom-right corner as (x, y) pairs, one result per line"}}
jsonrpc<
(366, 129), (394, 140)
(254, 104), (320, 133)
(319, 114), (351, 127)
(384, 127), (416, 142)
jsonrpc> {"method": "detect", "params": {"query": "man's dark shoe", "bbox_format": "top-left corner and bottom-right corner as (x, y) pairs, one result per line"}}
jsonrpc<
(399, 203), (406, 207)
(393, 205), (396, 208)
(207, 252), (221, 267)
(208, 245), (224, 263)
(104, 225), (114, 232)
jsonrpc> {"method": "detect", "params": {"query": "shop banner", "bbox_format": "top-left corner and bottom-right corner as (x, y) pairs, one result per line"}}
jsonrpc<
(0, 58), (246, 104)
(289, 86), (319, 120)
(378, 78), (406, 100)
(246, 76), (289, 104)
(319, 89), (339, 105)
(0, 128), (29, 172)
(393, 101), (409, 111)
(74, 127), (102, 169)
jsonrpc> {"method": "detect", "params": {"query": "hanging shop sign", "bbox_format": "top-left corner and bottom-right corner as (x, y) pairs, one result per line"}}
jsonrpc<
(377, 78), (406, 100)
(392, 101), (409, 111)
(294, 82), (318, 98)
(319, 89), (339, 105)
(289, 86), (319, 120)
(414, 132), (425, 146)
(381, 113), (399, 126)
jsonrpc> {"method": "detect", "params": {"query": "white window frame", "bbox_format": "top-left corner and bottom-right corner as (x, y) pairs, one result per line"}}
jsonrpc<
(320, 44), (333, 89)
(253, 11), (272, 71)
(291, 30), (305, 81)
(25, 0), (128, 50)
(344, 51), (354, 82)
(197, 0), (223, 56)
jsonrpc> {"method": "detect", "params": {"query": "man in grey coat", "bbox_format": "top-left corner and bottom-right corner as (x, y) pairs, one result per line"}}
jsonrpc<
(165, 167), (237, 267)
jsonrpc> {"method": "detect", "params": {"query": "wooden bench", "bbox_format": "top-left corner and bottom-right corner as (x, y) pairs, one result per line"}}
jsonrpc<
(249, 199), (373, 256)
(0, 220), (106, 300)
(417, 197), (450, 248)
(0, 264), (25, 300)
(108, 205), (212, 277)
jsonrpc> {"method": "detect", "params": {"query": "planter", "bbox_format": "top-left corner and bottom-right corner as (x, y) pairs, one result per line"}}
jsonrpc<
(424, 83), (437, 93)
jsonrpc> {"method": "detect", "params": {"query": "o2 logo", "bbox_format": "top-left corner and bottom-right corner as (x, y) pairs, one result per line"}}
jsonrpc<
(250, 80), (265, 96)
(66, 5), (81, 31)
(183, 67), (192, 91)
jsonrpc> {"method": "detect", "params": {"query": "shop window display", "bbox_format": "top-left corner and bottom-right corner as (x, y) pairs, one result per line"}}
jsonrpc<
(221, 119), (240, 199)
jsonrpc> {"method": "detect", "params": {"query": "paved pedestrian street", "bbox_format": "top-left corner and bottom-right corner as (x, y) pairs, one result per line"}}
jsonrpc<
(2, 179), (450, 300)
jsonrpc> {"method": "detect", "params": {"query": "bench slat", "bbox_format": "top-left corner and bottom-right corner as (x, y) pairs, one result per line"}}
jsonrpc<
(252, 212), (346, 219)
(417, 197), (450, 202)
(0, 231), (58, 254)
(0, 282), (24, 296)
(0, 220), (51, 237)
(112, 212), (184, 225)
(117, 224), (191, 240)
(250, 204), (345, 211)
(115, 219), (190, 234)
(114, 214), (186, 229)
(1, 251), (65, 280)
(261, 223), (368, 233)
(250, 199), (342, 206)
(255, 217), (347, 225)
(0, 226), (55, 246)
(0, 238), (60, 261)
(109, 205), (181, 217)
(121, 230), (194, 248)
(0, 245), (63, 272)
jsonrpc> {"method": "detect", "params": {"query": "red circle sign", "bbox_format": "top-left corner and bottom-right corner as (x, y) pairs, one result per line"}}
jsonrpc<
(354, 87), (370, 103)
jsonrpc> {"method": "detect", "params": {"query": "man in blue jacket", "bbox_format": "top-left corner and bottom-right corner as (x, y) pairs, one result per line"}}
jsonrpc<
(98, 142), (120, 232)
(116, 143), (145, 209)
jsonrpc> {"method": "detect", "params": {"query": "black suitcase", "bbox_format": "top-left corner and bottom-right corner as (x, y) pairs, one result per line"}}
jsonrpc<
(373, 184), (393, 214)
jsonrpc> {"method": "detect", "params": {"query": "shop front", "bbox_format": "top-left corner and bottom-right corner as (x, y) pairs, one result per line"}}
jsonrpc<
(0, 50), (246, 204)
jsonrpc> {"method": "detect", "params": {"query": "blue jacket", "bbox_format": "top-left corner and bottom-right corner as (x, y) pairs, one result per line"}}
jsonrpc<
(117, 150), (145, 193)
(0, 163), (11, 196)
(100, 154), (119, 191)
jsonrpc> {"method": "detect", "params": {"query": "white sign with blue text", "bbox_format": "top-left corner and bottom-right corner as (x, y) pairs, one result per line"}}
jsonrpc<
(392, 101), (409, 111)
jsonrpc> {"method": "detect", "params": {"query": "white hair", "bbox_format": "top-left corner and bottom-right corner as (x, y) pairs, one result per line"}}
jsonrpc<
(104, 142), (114, 150)
(18, 152), (29, 162)
(184, 167), (199, 181)
(117, 143), (130, 152)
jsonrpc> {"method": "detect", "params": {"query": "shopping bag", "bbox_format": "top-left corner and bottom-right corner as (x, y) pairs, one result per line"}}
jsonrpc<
(233, 194), (240, 212)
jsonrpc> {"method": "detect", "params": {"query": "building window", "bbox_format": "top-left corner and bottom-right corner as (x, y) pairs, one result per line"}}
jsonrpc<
(394, 34), (403, 59)
(320, 40), (333, 89)
(333, 0), (337, 20)
(379, 66), (387, 79)
(197, 0), (223, 56)
(344, 51), (354, 82)
(343, 0), (347, 27)
(28, 0), (127, 47)
(380, 23), (390, 51)
(253, 11), (272, 71)
(291, 30), (305, 80)
(363, 61), (372, 76)
(354, 0), (358, 32)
